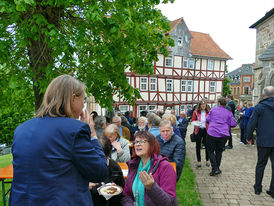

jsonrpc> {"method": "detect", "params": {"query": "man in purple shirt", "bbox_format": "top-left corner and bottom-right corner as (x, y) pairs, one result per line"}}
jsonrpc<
(206, 97), (237, 176)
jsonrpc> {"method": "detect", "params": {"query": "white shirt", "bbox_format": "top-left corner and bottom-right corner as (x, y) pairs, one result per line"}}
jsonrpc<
(200, 111), (206, 128)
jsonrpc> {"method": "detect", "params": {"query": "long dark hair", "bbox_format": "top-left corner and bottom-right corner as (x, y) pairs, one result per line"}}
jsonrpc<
(197, 100), (210, 113)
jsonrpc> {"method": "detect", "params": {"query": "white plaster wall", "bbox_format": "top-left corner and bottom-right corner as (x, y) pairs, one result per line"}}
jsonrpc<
(215, 60), (220, 71)
(175, 94), (180, 101)
(194, 80), (199, 92)
(156, 67), (163, 75)
(205, 81), (209, 92)
(167, 94), (173, 101)
(216, 81), (222, 92)
(200, 81), (204, 92)
(174, 56), (182, 68)
(181, 94), (186, 101)
(156, 54), (164, 66)
(209, 94), (215, 101)
(158, 79), (165, 92)
(195, 59), (201, 69)
(141, 92), (148, 101)
(150, 92), (157, 101)
(202, 59), (207, 70)
(187, 94), (193, 100)
(220, 61), (225, 71)
(182, 70), (187, 76)
(174, 69), (181, 76)
(174, 80), (180, 92)
(165, 68), (173, 75)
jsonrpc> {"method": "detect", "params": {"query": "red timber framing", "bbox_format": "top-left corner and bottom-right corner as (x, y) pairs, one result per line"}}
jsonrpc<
(114, 55), (226, 117)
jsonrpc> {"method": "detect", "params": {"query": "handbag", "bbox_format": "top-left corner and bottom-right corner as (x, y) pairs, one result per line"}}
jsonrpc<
(190, 133), (197, 142)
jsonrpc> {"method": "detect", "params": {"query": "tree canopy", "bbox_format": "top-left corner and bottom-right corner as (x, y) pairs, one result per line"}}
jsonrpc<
(0, 0), (174, 143)
(0, 0), (174, 109)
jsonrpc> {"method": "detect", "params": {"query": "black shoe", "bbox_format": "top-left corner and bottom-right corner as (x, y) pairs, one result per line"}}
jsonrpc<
(266, 190), (274, 198)
(254, 190), (261, 195)
(225, 145), (233, 149)
(209, 169), (221, 176)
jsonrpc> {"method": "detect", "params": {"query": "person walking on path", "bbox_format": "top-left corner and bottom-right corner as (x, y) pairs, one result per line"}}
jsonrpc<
(206, 97), (237, 176)
(225, 95), (235, 149)
(243, 101), (255, 145)
(246, 86), (274, 198)
(192, 100), (210, 168)
(239, 101), (247, 144)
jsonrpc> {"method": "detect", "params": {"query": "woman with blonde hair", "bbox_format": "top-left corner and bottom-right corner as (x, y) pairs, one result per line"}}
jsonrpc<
(103, 124), (131, 162)
(10, 74), (108, 206)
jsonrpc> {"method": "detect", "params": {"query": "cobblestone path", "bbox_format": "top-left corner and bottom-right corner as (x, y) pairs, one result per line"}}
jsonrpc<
(185, 126), (273, 206)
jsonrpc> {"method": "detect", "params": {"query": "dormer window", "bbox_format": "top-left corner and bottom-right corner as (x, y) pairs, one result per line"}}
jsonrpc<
(178, 37), (183, 46)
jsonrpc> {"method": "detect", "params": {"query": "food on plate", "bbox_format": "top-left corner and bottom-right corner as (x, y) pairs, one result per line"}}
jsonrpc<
(103, 186), (118, 195)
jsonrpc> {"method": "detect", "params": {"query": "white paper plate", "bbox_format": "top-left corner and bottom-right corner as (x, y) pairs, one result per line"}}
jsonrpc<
(98, 185), (123, 196)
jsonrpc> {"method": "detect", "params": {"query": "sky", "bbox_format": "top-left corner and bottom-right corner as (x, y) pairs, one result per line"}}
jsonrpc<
(156, 0), (273, 72)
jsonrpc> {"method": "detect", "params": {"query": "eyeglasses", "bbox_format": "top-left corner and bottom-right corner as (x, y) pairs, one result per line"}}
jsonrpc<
(84, 97), (88, 104)
(133, 140), (148, 145)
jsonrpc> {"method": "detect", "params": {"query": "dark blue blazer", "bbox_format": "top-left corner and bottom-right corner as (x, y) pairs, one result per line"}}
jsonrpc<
(10, 116), (108, 206)
(246, 97), (274, 147)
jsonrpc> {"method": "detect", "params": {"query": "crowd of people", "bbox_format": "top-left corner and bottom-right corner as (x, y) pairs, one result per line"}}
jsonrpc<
(9, 73), (274, 205)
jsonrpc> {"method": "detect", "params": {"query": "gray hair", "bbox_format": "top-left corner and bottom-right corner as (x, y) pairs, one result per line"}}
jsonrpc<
(138, 116), (148, 124)
(112, 116), (121, 122)
(263, 86), (274, 98)
(147, 113), (161, 127)
(94, 116), (106, 129)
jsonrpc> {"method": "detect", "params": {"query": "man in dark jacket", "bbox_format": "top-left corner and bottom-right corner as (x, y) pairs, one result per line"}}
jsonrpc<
(225, 95), (235, 149)
(156, 120), (185, 182)
(246, 86), (274, 198)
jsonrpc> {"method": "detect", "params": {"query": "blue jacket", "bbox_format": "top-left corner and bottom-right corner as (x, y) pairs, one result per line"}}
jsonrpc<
(10, 116), (108, 206)
(246, 97), (274, 147)
(155, 134), (185, 182)
(243, 107), (254, 126)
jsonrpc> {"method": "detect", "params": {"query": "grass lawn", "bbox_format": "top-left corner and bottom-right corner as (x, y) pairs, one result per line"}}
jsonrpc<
(0, 153), (12, 206)
(176, 156), (203, 206)
(0, 154), (202, 206)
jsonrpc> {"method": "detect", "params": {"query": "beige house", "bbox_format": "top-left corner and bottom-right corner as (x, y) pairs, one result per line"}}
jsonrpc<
(250, 8), (274, 104)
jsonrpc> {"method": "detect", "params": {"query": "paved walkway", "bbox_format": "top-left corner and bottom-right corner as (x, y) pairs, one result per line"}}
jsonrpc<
(186, 126), (273, 206)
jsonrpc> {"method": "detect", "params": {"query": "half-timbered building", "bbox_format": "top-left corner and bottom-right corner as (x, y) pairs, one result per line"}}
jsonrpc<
(111, 17), (231, 117)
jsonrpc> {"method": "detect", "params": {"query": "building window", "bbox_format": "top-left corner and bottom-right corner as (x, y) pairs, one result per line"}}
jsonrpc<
(150, 78), (157, 91)
(237, 87), (240, 95)
(210, 82), (215, 92)
(243, 77), (250, 82)
(189, 59), (194, 69)
(208, 60), (214, 70)
(119, 105), (129, 114)
(187, 80), (193, 92)
(126, 77), (130, 84)
(148, 105), (156, 113)
(184, 35), (188, 43)
(181, 80), (193, 92)
(166, 79), (173, 92)
(183, 57), (188, 68)
(178, 36), (183, 46)
(140, 77), (148, 91)
(138, 105), (147, 117)
(244, 86), (249, 95)
(165, 57), (173, 67)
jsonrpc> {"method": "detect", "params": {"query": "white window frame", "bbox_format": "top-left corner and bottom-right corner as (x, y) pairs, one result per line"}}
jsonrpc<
(165, 57), (173, 67)
(181, 80), (186, 92)
(208, 60), (214, 70)
(210, 81), (216, 93)
(183, 57), (188, 68)
(149, 78), (157, 91)
(166, 79), (173, 92)
(178, 36), (183, 46)
(243, 77), (250, 82)
(140, 77), (148, 91)
(187, 80), (193, 92)
(189, 58), (195, 69)
(119, 105), (129, 114)
(138, 105), (147, 117)
(184, 35), (188, 43)
(180, 105), (186, 111)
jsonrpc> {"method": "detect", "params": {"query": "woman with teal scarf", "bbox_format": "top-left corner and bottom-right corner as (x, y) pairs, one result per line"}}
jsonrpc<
(123, 131), (178, 206)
